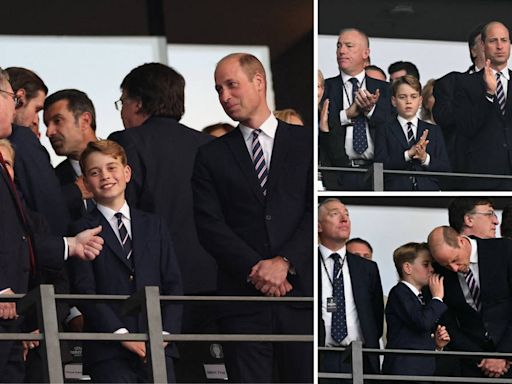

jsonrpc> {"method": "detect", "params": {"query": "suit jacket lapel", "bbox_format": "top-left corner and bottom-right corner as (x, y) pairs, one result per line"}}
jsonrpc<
(266, 122), (289, 196)
(225, 128), (265, 204)
(131, 209), (150, 275)
(390, 119), (409, 149)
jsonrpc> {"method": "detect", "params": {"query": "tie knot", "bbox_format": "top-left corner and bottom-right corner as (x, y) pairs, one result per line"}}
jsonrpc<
(330, 253), (341, 262)
(497, 72), (502, 79)
(115, 212), (123, 221)
(407, 122), (412, 127)
(349, 77), (359, 87)
(252, 129), (262, 139)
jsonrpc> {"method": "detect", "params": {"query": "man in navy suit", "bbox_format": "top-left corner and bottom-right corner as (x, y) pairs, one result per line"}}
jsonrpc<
(375, 75), (450, 191)
(429, 225), (512, 378)
(454, 21), (512, 190)
(193, 53), (313, 383)
(319, 28), (393, 190)
(44, 89), (98, 222)
(318, 198), (383, 380)
(69, 140), (182, 383)
(6, 67), (71, 236)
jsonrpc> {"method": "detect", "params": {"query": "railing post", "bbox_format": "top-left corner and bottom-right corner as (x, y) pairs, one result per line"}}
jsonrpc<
(369, 162), (384, 191)
(351, 341), (364, 384)
(38, 284), (64, 383)
(143, 286), (167, 383)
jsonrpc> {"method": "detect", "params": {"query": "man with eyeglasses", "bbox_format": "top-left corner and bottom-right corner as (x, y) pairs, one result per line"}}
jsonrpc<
(448, 197), (498, 239)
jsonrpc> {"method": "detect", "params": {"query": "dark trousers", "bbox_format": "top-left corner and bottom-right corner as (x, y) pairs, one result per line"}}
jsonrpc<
(219, 304), (313, 383)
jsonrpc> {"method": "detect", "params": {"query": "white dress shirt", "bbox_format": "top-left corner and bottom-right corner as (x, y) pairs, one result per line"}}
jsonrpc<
(320, 244), (364, 347)
(96, 201), (132, 243)
(338, 70), (375, 161)
(239, 113), (278, 170)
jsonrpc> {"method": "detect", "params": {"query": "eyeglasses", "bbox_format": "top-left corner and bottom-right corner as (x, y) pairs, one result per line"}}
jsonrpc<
(0, 89), (19, 106)
(114, 97), (131, 111)
(471, 210), (497, 218)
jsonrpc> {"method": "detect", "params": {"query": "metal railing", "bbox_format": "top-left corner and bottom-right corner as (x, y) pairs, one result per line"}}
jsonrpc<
(1, 285), (313, 383)
(318, 342), (512, 383)
(318, 163), (512, 191)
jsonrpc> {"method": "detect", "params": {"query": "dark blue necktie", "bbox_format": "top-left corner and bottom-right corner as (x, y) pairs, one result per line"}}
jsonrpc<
(331, 253), (348, 343)
(251, 129), (269, 195)
(115, 212), (134, 269)
(349, 77), (368, 154)
(464, 268), (481, 311)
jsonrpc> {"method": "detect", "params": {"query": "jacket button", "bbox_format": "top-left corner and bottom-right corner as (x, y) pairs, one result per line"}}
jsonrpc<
(265, 215), (272, 221)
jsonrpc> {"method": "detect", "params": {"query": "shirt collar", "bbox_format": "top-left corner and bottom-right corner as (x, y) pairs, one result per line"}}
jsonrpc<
(493, 68), (510, 81)
(319, 244), (346, 262)
(400, 280), (421, 297)
(240, 113), (278, 142)
(340, 70), (366, 86)
(467, 236), (479, 264)
(397, 115), (419, 129)
(96, 200), (130, 222)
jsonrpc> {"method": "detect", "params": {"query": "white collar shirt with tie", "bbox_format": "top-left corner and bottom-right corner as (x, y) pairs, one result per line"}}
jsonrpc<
(240, 113), (278, 170)
(319, 244), (364, 347)
(338, 70), (375, 161)
(96, 201), (132, 244)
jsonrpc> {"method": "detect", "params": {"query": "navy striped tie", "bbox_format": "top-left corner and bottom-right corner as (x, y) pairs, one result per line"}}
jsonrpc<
(252, 129), (269, 195)
(115, 212), (133, 266)
(496, 72), (506, 115)
(464, 268), (481, 311)
(406, 122), (414, 145)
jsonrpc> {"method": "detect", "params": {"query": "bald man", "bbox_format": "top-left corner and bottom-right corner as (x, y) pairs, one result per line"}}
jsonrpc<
(428, 226), (512, 378)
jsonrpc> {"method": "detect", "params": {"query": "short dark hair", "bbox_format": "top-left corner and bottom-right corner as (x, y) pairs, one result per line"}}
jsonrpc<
(467, 23), (485, 63)
(388, 61), (420, 81)
(365, 65), (386, 79)
(121, 63), (185, 120)
(393, 242), (429, 279)
(5, 67), (48, 101)
(346, 237), (373, 253)
(448, 197), (495, 233)
(392, 75), (421, 96)
(501, 203), (512, 239)
(44, 89), (96, 131)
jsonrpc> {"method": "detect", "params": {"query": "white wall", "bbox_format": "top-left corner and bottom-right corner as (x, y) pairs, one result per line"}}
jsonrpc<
(319, 34), (473, 84)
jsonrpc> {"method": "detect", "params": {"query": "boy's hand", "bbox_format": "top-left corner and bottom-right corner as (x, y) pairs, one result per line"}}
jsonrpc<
(429, 274), (444, 299)
(121, 341), (146, 360)
(0, 289), (17, 320)
(434, 325), (450, 349)
(478, 358), (509, 377)
(408, 129), (429, 161)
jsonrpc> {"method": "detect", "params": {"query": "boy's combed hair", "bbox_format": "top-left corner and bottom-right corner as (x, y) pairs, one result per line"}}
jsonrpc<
(392, 74), (422, 96)
(80, 139), (127, 174)
(393, 242), (429, 279)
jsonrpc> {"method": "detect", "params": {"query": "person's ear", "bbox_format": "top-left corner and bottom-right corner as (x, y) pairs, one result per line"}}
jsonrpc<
(15, 89), (26, 108)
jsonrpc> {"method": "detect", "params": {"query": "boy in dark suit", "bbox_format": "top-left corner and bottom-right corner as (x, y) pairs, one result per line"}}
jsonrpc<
(375, 75), (450, 190)
(69, 140), (182, 383)
(383, 242), (450, 382)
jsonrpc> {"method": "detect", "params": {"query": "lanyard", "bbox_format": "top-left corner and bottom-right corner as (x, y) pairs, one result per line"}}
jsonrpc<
(320, 253), (346, 289)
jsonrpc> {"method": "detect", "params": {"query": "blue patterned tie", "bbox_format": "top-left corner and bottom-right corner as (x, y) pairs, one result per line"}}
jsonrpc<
(252, 129), (269, 195)
(349, 78), (368, 154)
(331, 253), (348, 343)
(406, 122), (414, 145)
(115, 212), (134, 268)
(496, 72), (506, 115)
